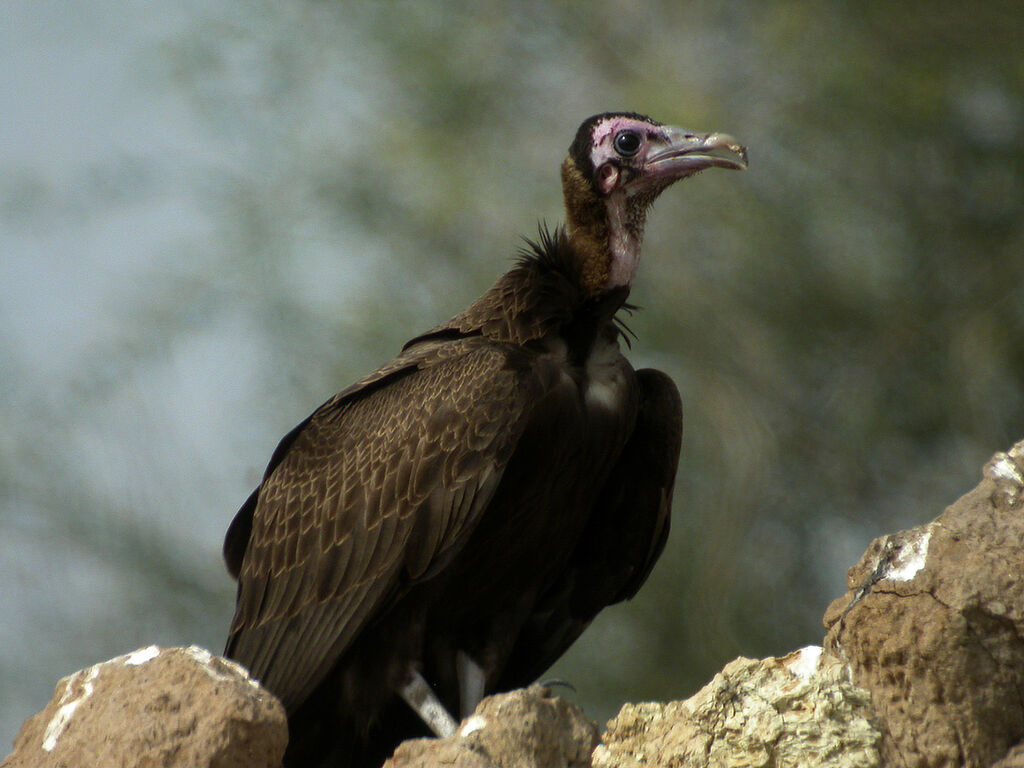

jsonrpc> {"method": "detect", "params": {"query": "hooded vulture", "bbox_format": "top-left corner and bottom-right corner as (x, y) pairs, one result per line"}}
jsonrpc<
(223, 112), (746, 768)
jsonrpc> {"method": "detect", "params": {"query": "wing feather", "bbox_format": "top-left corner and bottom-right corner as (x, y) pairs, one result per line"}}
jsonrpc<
(226, 338), (551, 710)
(495, 366), (682, 689)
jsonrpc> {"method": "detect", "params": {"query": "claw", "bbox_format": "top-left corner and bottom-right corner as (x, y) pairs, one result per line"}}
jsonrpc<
(538, 677), (577, 694)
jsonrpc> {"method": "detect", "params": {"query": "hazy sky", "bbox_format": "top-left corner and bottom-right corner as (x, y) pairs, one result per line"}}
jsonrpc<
(1, 0), (352, 743)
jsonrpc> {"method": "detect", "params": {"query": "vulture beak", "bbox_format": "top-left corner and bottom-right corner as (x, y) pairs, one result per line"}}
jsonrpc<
(641, 126), (748, 185)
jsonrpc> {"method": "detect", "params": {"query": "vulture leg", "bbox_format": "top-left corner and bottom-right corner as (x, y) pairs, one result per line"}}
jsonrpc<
(456, 650), (486, 718)
(398, 669), (458, 738)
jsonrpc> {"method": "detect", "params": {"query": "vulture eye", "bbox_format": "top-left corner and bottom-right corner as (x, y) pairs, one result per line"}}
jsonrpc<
(613, 130), (642, 157)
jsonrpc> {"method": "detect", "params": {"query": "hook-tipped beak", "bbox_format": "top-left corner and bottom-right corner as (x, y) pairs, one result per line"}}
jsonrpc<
(641, 127), (748, 183)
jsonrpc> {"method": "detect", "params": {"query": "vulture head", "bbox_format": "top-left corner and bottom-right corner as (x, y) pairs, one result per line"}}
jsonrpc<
(561, 112), (747, 295)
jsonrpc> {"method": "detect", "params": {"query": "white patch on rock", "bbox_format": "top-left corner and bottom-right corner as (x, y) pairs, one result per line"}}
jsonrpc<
(885, 527), (932, 582)
(125, 645), (161, 666)
(988, 454), (1024, 484)
(185, 645), (261, 688)
(187, 646), (228, 685)
(983, 445), (1024, 508)
(185, 645), (213, 666)
(42, 665), (100, 752)
(459, 715), (488, 737)
(209, 652), (261, 687)
(787, 645), (823, 681)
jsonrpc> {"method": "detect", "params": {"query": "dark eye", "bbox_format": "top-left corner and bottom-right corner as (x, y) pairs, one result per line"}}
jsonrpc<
(613, 130), (641, 157)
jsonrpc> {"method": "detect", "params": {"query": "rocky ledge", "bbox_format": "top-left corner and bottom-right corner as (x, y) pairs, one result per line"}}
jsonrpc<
(5, 438), (1024, 768)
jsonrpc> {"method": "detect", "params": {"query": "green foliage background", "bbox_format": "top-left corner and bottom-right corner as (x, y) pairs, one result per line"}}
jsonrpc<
(2, 0), (1022, 741)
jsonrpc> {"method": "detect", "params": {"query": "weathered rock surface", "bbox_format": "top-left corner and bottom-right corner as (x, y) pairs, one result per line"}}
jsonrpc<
(993, 743), (1024, 768)
(824, 439), (1024, 768)
(594, 647), (882, 768)
(8, 440), (1024, 768)
(384, 686), (599, 768)
(1, 645), (286, 768)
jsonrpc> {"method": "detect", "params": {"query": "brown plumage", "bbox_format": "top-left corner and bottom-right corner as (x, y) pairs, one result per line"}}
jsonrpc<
(223, 112), (746, 768)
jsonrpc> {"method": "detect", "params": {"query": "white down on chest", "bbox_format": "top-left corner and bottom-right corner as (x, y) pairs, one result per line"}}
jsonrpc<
(582, 336), (630, 412)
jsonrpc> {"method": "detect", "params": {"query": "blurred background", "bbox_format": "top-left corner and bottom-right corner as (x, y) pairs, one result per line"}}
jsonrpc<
(2, 0), (1022, 748)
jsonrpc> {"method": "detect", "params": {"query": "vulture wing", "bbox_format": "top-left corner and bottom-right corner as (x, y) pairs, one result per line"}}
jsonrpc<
(496, 367), (681, 688)
(225, 335), (569, 711)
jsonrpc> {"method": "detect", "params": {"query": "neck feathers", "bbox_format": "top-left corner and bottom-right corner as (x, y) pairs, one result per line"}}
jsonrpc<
(410, 223), (628, 349)
(560, 158), (646, 297)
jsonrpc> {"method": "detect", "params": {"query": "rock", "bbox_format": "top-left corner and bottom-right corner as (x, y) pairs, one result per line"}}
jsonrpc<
(9, 439), (1024, 768)
(993, 744), (1024, 768)
(384, 686), (599, 768)
(1, 645), (287, 768)
(594, 647), (882, 768)
(824, 439), (1024, 768)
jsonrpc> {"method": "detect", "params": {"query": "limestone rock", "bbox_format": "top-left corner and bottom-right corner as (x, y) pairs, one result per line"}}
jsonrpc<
(992, 744), (1024, 768)
(824, 438), (1024, 768)
(384, 686), (599, 768)
(10, 437), (1024, 768)
(2, 645), (286, 768)
(594, 647), (882, 768)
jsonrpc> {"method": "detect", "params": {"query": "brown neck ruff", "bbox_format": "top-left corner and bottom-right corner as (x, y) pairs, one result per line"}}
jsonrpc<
(560, 157), (647, 297)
